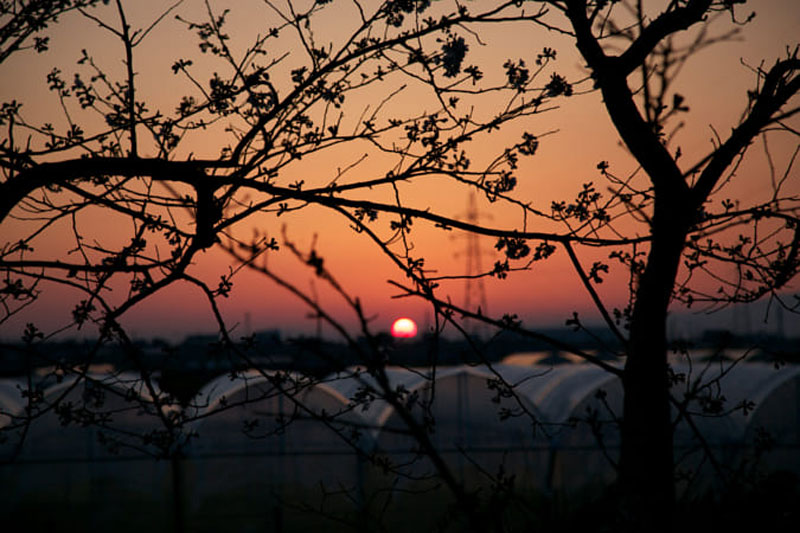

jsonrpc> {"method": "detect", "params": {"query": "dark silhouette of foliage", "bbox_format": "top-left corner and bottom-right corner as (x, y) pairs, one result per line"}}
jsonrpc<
(1, 1), (799, 532)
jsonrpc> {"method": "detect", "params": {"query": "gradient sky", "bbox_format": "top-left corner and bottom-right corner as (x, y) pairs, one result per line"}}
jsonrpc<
(1, 0), (799, 341)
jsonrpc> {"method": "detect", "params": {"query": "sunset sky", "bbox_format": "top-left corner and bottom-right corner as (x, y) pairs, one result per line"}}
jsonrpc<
(1, 0), (799, 341)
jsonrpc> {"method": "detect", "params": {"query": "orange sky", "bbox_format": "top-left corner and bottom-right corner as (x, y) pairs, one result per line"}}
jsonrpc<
(1, 0), (799, 341)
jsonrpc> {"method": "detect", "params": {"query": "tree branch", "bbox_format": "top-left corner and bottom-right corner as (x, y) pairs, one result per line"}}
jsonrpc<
(565, 0), (690, 197)
(562, 240), (628, 345)
(691, 57), (800, 206)
(0, 157), (235, 224)
(617, 0), (712, 77)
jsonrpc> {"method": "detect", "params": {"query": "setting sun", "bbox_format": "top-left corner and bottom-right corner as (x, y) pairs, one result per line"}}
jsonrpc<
(390, 317), (418, 339)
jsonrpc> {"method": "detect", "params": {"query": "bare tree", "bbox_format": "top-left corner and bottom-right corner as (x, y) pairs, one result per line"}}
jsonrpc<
(0, 1), (561, 531)
(1, 0), (799, 531)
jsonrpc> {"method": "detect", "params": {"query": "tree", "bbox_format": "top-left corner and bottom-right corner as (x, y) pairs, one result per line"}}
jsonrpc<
(534, 2), (799, 527)
(0, 1), (563, 531)
(1, 1), (799, 531)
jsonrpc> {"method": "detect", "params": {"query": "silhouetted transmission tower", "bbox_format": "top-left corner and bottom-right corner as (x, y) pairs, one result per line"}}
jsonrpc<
(459, 191), (489, 338)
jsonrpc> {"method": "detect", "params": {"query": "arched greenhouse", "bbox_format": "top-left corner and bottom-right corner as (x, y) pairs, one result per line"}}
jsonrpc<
(182, 369), (372, 531)
(0, 361), (797, 531)
(0, 371), (175, 531)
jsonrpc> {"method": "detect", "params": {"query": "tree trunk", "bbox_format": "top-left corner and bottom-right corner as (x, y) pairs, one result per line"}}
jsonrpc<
(620, 208), (688, 531)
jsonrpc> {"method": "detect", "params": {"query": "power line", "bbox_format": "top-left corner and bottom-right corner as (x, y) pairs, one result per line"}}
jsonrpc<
(458, 191), (489, 338)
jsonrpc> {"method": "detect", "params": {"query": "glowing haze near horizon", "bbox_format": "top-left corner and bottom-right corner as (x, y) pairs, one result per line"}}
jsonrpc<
(1, 0), (799, 341)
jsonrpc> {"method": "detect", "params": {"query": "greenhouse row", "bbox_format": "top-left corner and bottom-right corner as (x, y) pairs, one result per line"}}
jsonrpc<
(1, 360), (798, 531)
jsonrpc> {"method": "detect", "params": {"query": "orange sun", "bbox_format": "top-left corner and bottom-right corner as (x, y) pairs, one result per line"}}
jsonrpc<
(390, 317), (418, 338)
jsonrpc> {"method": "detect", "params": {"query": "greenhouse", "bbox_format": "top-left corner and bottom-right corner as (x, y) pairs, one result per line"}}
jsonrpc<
(323, 365), (552, 501)
(0, 372), (175, 529)
(182, 369), (372, 531)
(0, 377), (25, 432)
(0, 361), (798, 531)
